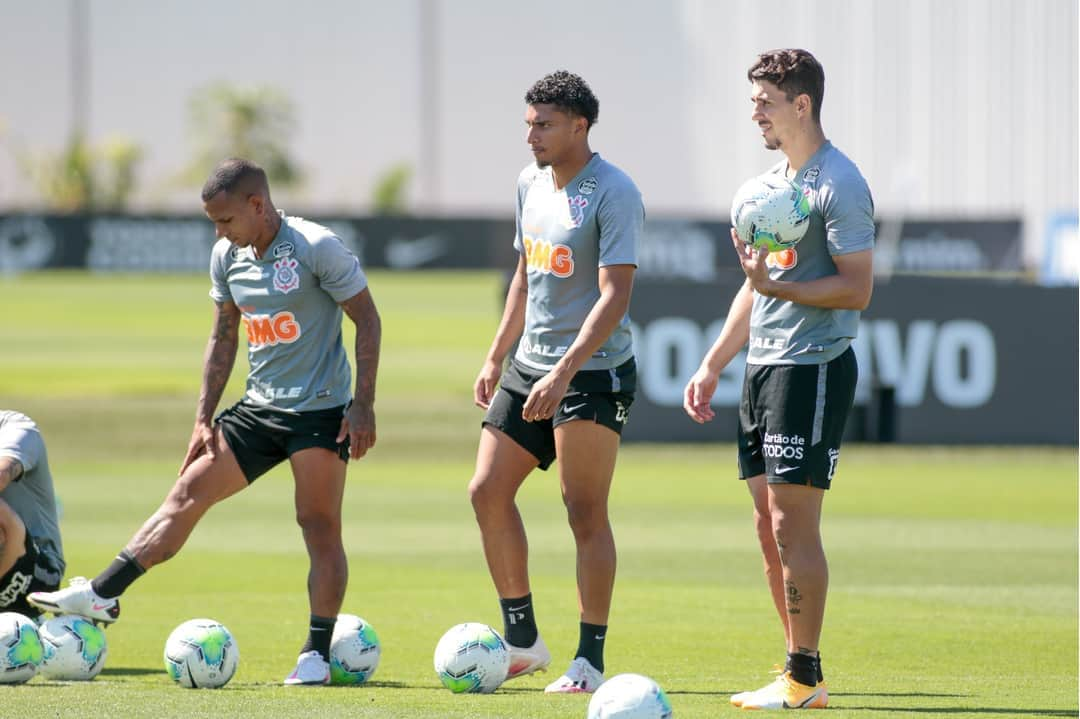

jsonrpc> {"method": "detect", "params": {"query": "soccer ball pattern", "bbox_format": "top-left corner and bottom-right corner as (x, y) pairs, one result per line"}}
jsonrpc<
(0, 611), (43, 684)
(330, 613), (381, 685)
(432, 622), (509, 694)
(587, 673), (674, 719)
(163, 618), (239, 689)
(39, 614), (108, 680)
(731, 173), (812, 253)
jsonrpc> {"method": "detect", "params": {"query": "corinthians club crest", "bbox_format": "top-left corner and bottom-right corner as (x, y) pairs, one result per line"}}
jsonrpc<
(272, 256), (300, 294)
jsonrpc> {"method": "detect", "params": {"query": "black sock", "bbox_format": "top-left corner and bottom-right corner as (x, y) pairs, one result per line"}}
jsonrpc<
(816, 652), (824, 683)
(300, 614), (336, 662)
(575, 622), (607, 673)
(787, 651), (818, 687)
(90, 550), (145, 599)
(499, 594), (537, 648)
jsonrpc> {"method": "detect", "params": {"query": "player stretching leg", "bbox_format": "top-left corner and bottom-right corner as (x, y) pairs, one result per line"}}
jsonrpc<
(30, 158), (381, 687)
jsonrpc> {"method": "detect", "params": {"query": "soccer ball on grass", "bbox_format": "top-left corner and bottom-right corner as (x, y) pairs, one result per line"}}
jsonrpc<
(0, 611), (43, 684)
(330, 613), (381, 685)
(731, 173), (812, 252)
(433, 622), (509, 694)
(587, 672), (674, 718)
(39, 614), (107, 680)
(163, 618), (239, 688)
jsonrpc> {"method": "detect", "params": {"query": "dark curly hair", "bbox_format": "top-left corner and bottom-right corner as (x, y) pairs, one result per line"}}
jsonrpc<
(748, 49), (825, 123)
(525, 71), (599, 129)
(201, 157), (269, 202)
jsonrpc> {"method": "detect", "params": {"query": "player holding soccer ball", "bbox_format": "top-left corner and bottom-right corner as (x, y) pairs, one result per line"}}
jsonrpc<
(684, 49), (874, 710)
(30, 159), (381, 687)
(469, 71), (643, 694)
(0, 411), (65, 620)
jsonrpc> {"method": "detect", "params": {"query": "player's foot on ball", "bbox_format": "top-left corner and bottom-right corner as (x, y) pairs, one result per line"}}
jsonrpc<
(543, 656), (604, 693)
(283, 650), (331, 686)
(505, 635), (552, 680)
(27, 577), (120, 624)
(738, 671), (827, 710)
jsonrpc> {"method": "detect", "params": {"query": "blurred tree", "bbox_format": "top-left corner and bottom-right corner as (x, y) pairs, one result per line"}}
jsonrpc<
(181, 82), (302, 190)
(14, 133), (143, 211)
(371, 163), (413, 215)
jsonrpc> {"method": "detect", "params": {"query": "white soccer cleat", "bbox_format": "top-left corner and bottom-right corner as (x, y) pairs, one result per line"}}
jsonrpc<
(505, 635), (552, 680)
(27, 577), (120, 624)
(283, 650), (331, 686)
(544, 656), (605, 694)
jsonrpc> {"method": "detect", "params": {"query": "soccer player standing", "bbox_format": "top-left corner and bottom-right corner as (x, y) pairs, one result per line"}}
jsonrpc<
(683, 49), (874, 710)
(0, 411), (65, 619)
(469, 71), (643, 694)
(30, 158), (381, 686)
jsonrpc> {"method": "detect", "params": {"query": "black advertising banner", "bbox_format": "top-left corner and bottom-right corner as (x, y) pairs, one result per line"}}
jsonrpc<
(625, 274), (1078, 444)
(0, 214), (1023, 276)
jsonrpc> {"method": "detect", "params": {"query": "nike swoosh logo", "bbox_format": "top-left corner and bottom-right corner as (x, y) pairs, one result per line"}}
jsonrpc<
(594, 635), (605, 640)
(775, 465), (800, 475)
(91, 602), (113, 611)
(561, 402), (589, 414)
(507, 604), (529, 612)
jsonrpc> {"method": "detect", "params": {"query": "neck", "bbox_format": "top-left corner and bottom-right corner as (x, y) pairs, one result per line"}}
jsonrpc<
(782, 125), (827, 176)
(551, 146), (594, 190)
(251, 207), (282, 258)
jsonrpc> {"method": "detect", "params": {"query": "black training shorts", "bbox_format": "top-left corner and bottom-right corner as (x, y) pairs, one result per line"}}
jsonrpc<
(482, 358), (635, 471)
(738, 347), (857, 490)
(0, 533), (62, 618)
(216, 402), (350, 483)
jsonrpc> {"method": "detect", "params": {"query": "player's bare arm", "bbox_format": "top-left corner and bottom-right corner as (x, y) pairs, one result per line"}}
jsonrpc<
(521, 263), (634, 421)
(180, 300), (241, 474)
(339, 287), (381, 460)
(0, 456), (23, 492)
(0, 496), (26, 575)
(475, 255), (528, 409)
(684, 278), (754, 424)
(736, 232), (873, 310)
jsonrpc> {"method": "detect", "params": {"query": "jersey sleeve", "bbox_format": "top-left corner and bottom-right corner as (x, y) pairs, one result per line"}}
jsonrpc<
(0, 419), (42, 478)
(596, 180), (643, 267)
(310, 233), (368, 303)
(208, 239), (233, 303)
(820, 172), (875, 256)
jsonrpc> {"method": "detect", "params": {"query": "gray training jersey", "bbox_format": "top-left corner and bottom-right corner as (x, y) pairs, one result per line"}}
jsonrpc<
(210, 212), (368, 412)
(513, 153), (643, 372)
(0, 411), (64, 573)
(748, 141), (875, 365)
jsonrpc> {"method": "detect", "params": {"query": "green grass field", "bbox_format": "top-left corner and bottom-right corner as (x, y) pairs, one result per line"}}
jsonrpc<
(1, 271), (1076, 718)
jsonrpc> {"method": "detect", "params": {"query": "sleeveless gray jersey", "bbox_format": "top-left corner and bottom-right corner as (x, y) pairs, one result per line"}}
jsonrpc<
(0, 411), (64, 573)
(748, 141), (875, 365)
(513, 153), (643, 372)
(210, 212), (368, 412)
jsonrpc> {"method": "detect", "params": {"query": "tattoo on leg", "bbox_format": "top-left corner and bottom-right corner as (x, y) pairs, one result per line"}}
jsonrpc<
(786, 580), (802, 614)
(796, 646), (818, 657)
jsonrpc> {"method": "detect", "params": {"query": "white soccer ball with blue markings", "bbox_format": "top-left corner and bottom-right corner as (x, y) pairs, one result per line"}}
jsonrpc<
(587, 673), (674, 719)
(433, 622), (510, 694)
(329, 613), (381, 685)
(731, 173), (812, 252)
(39, 614), (107, 680)
(163, 618), (239, 689)
(0, 611), (43, 684)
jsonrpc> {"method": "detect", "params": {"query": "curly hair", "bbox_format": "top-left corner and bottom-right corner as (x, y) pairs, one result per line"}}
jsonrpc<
(525, 71), (599, 129)
(748, 49), (825, 123)
(201, 157), (270, 202)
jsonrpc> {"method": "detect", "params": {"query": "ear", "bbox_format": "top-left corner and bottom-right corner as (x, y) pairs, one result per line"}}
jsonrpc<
(574, 114), (589, 136)
(248, 193), (264, 215)
(796, 93), (812, 119)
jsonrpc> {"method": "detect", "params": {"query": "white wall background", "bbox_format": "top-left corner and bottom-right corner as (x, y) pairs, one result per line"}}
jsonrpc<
(0, 0), (1075, 253)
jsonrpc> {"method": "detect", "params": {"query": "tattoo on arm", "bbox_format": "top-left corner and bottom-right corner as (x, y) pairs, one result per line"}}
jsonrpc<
(341, 291), (381, 405)
(0, 458), (23, 489)
(198, 302), (240, 422)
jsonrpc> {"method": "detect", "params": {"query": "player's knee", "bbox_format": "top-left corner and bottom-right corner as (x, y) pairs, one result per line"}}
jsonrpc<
(468, 473), (508, 515)
(295, 508), (341, 539)
(563, 496), (608, 538)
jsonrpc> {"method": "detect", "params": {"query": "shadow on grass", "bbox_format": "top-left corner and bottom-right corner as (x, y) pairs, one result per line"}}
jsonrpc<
(835, 706), (1076, 717)
(98, 667), (165, 677)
